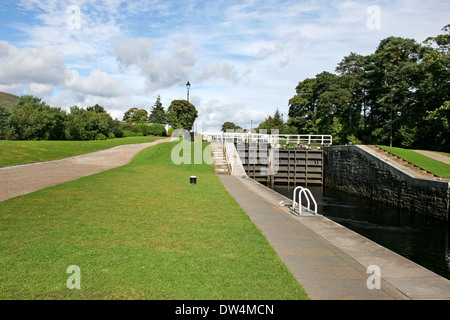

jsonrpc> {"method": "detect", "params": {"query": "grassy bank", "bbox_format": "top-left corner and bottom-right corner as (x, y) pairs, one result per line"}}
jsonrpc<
(379, 146), (450, 179)
(0, 136), (165, 168)
(0, 141), (308, 300)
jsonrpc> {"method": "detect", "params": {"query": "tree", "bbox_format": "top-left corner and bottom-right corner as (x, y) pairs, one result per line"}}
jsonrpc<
(420, 25), (450, 116)
(257, 109), (287, 134)
(0, 104), (11, 139)
(167, 100), (198, 131)
(87, 104), (107, 114)
(123, 108), (148, 123)
(336, 52), (367, 133)
(288, 78), (317, 119)
(288, 72), (351, 140)
(123, 107), (138, 122)
(364, 37), (427, 146)
(257, 116), (274, 133)
(64, 105), (122, 141)
(64, 106), (90, 140)
(221, 122), (242, 132)
(420, 101), (450, 152)
(424, 24), (450, 54)
(10, 95), (66, 140)
(314, 71), (351, 135)
(148, 95), (167, 124)
(288, 78), (319, 134)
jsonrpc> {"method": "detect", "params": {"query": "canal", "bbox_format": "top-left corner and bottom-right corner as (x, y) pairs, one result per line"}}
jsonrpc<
(273, 185), (450, 280)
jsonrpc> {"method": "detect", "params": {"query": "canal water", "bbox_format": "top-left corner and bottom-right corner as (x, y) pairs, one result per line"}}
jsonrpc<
(273, 185), (450, 280)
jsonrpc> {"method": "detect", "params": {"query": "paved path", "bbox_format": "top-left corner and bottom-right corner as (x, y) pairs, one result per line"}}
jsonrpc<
(0, 138), (171, 202)
(414, 150), (450, 165)
(219, 175), (450, 300)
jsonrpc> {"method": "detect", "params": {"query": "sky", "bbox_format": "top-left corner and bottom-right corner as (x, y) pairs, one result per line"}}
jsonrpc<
(0, 0), (449, 132)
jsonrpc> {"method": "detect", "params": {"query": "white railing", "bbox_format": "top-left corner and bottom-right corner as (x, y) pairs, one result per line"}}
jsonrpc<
(224, 142), (247, 176)
(203, 132), (332, 146)
(224, 142), (234, 174)
(277, 135), (333, 146)
(292, 186), (319, 216)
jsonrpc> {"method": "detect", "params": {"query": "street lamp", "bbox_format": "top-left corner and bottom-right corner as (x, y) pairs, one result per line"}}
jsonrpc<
(186, 81), (190, 130)
(186, 81), (191, 102)
(390, 105), (393, 147)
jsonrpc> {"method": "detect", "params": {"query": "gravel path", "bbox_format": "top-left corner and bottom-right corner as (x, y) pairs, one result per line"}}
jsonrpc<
(414, 150), (450, 165)
(0, 138), (171, 202)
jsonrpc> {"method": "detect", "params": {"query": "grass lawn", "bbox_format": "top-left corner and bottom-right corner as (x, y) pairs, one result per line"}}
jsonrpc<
(0, 136), (165, 168)
(0, 141), (308, 300)
(378, 146), (450, 179)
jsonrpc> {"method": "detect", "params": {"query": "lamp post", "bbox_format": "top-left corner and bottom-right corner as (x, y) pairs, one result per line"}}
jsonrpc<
(390, 91), (394, 148)
(186, 81), (190, 131)
(390, 105), (393, 147)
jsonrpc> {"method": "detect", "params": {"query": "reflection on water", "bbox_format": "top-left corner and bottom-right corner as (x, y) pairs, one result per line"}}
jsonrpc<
(274, 185), (450, 280)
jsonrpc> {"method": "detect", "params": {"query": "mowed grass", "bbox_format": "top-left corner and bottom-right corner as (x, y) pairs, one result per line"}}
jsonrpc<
(379, 146), (450, 179)
(0, 136), (165, 168)
(0, 141), (308, 300)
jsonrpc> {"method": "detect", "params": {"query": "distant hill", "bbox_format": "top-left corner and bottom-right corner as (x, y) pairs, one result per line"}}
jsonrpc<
(0, 91), (19, 110)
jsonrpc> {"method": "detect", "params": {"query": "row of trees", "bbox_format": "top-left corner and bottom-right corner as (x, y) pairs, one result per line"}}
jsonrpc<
(123, 96), (198, 131)
(0, 96), (122, 141)
(0, 94), (199, 141)
(286, 25), (450, 151)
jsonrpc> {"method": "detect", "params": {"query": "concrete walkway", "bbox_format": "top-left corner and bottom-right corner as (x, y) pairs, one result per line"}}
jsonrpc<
(0, 138), (171, 202)
(414, 150), (450, 165)
(219, 175), (450, 300)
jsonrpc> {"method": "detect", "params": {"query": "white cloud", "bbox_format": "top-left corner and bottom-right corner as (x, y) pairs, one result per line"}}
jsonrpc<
(195, 98), (268, 132)
(65, 69), (130, 98)
(0, 41), (67, 86)
(0, 40), (131, 104)
(113, 36), (243, 92)
(195, 62), (240, 84)
(113, 36), (197, 91)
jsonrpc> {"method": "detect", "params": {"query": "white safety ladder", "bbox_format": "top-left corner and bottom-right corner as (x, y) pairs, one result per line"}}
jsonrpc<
(291, 186), (319, 216)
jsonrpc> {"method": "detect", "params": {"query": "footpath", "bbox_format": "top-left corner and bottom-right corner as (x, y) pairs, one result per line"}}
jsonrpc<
(0, 138), (171, 202)
(219, 174), (450, 300)
(414, 150), (450, 165)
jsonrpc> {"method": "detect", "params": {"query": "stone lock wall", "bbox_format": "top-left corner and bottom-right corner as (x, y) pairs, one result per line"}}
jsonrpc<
(324, 146), (449, 221)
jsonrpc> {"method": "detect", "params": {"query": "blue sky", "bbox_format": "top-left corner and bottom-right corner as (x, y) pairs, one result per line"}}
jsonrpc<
(0, 0), (449, 131)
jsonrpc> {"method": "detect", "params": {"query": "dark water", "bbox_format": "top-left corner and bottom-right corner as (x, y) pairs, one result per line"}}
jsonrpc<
(274, 185), (450, 280)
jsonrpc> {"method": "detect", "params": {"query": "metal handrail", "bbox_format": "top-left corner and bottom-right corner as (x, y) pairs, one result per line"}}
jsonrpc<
(224, 142), (234, 174)
(204, 132), (333, 146)
(292, 186), (318, 216)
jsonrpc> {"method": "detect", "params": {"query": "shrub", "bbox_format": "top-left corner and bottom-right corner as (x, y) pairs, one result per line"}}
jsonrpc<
(122, 130), (143, 137)
(121, 123), (141, 133)
(95, 133), (107, 140)
(139, 123), (151, 136)
(148, 123), (167, 136)
(346, 134), (362, 145)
